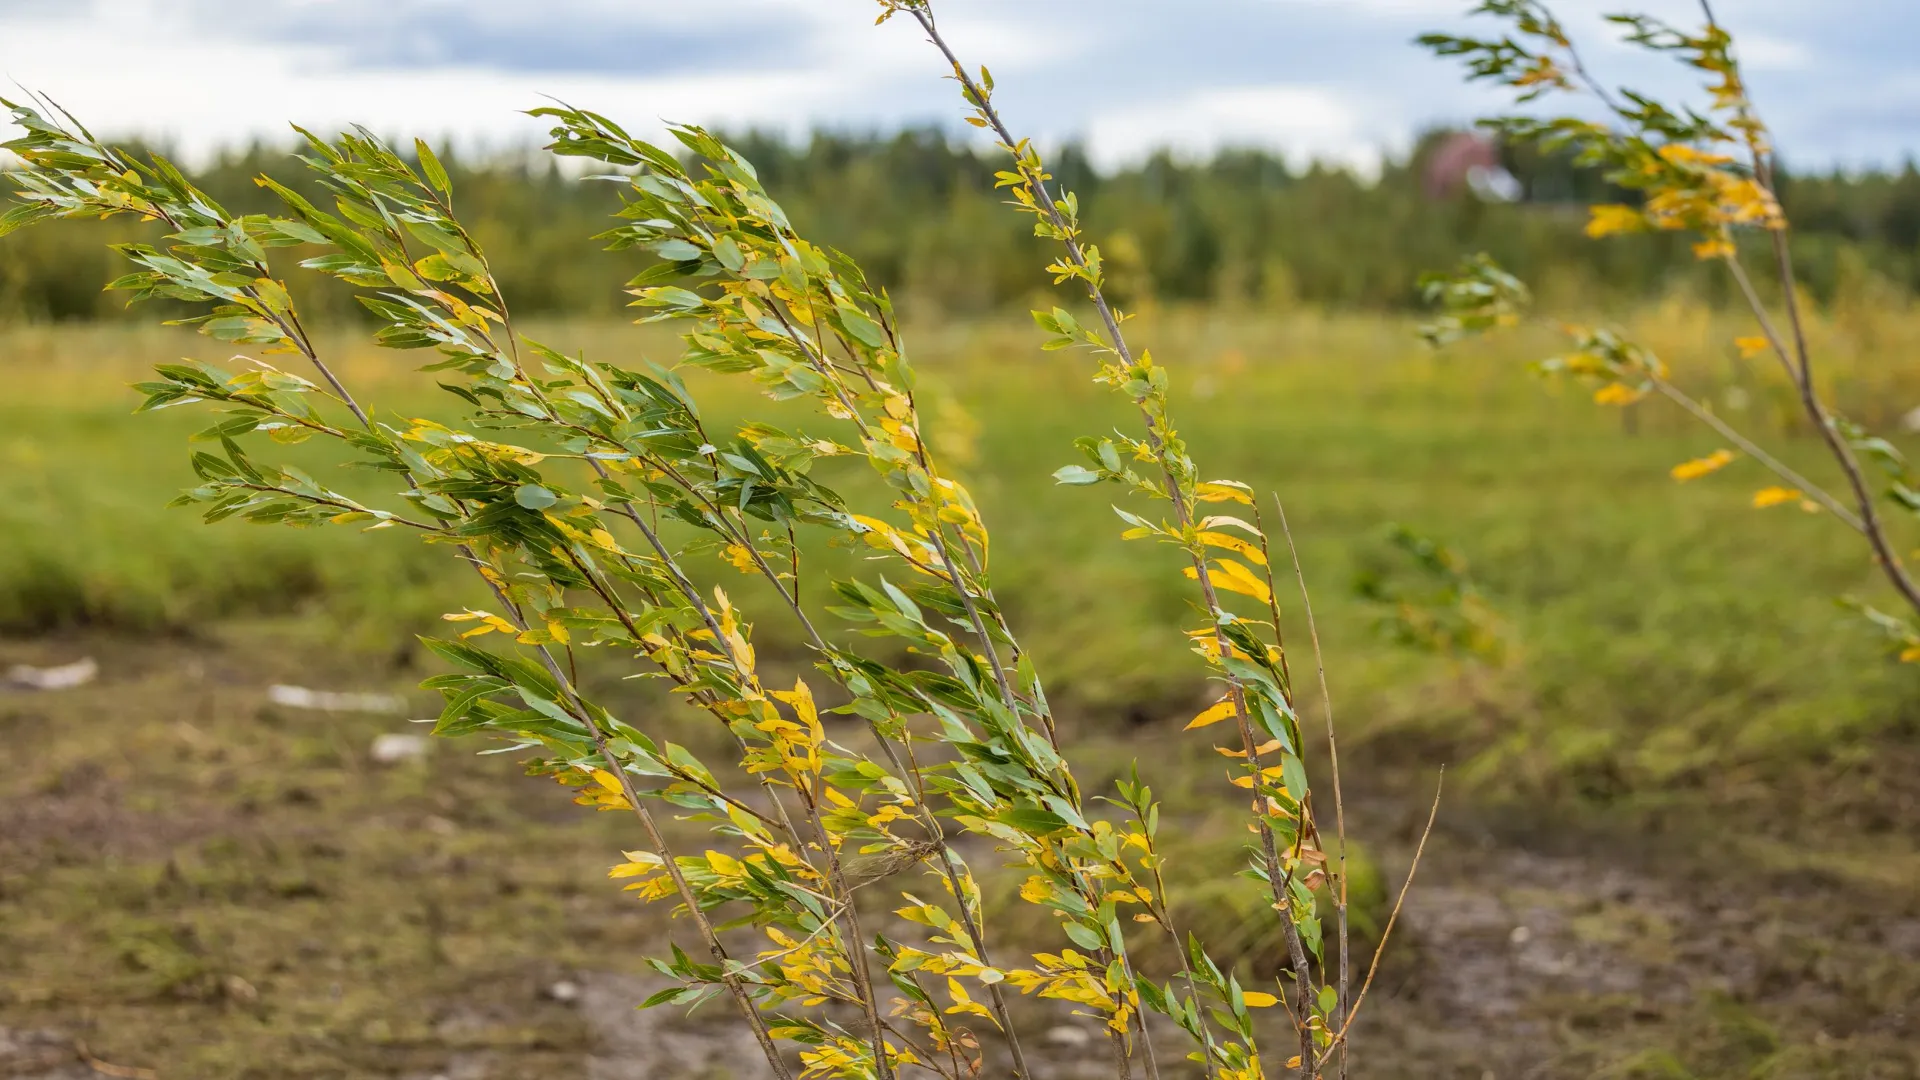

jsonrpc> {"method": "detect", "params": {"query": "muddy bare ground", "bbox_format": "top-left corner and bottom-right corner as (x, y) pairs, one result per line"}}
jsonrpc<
(4, 632), (1919, 1078)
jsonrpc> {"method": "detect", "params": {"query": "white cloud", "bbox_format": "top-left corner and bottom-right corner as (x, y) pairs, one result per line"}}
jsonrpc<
(0, 8), (861, 161)
(1086, 85), (1386, 173)
(0, 0), (1915, 171)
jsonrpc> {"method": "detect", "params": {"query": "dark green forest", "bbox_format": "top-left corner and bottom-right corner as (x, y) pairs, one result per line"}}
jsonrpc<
(4, 126), (1918, 322)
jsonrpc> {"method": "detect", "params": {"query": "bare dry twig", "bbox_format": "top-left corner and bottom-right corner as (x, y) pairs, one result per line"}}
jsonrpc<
(1317, 768), (1442, 1070)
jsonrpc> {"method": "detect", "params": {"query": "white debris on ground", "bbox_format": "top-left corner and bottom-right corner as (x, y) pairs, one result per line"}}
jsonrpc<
(268, 684), (406, 713)
(1043, 1025), (1093, 1048)
(5, 657), (98, 691)
(369, 733), (431, 765)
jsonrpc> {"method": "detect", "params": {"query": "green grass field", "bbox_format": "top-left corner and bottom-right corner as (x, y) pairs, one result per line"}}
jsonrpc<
(6, 310), (1917, 798)
(5, 310), (1920, 1076)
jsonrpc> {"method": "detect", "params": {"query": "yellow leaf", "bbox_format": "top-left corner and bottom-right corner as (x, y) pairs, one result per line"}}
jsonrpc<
(1242, 991), (1279, 1008)
(770, 678), (817, 725)
(1194, 480), (1254, 505)
(1901, 645), (1920, 664)
(1185, 698), (1237, 731)
(1198, 514), (1262, 537)
(944, 977), (995, 1021)
(1692, 236), (1736, 260)
(1751, 486), (1802, 508)
(609, 850), (664, 878)
(1197, 531), (1267, 565)
(1183, 558), (1272, 604)
(1670, 449), (1736, 482)
(1585, 203), (1645, 238)
(1734, 335), (1770, 359)
(1592, 383), (1643, 406)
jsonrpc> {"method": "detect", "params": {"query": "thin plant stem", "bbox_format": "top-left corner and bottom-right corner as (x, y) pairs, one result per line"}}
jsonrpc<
(1136, 1009), (1163, 1080)
(1764, 230), (1920, 614)
(1108, 1027), (1135, 1080)
(348, 407), (795, 1080)
(1272, 495), (1350, 1079)
(229, 240), (803, 1080)
(1316, 769), (1443, 1071)
(1132, 810), (1221, 1080)
(899, 732), (1036, 1080)
(905, 10), (1324, 1069)
(794, 788), (896, 1080)
(1647, 377), (1862, 530)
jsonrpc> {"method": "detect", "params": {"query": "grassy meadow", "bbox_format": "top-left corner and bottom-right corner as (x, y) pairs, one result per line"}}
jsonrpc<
(6, 306), (1920, 1076)
(6, 307), (1920, 796)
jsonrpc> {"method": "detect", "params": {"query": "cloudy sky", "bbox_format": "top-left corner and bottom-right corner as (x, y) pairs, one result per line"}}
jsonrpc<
(0, 0), (1913, 174)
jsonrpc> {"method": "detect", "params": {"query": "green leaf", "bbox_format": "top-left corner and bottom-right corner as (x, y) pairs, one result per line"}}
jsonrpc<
(415, 139), (451, 194)
(404, 220), (466, 256)
(1280, 753), (1310, 802)
(1053, 465), (1105, 486)
(654, 239), (702, 262)
(998, 806), (1070, 836)
(514, 484), (558, 510)
(837, 305), (887, 349)
(0, 202), (56, 237)
(1063, 921), (1105, 951)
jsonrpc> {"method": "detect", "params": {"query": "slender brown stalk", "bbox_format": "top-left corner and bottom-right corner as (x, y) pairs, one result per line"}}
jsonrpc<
(253, 289), (801, 1080)
(901, 13), (1323, 1073)
(1647, 378), (1861, 530)
(1134, 824), (1221, 1080)
(897, 736), (1034, 1080)
(756, 296), (1034, 726)
(1136, 1010), (1163, 1080)
(1108, 1027), (1135, 1080)
(1710, 217), (1920, 611)
(1316, 769), (1442, 1071)
(794, 791), (896, 1080)
(1272, 496), (1349, 1079)
(1697, 0), (1920, 618)
(593, 746), (796, 1078)
(1765, 233), (1920, 614)
(616, 408), (1036, 1079)
(558, 475), (897, 1077)
(708, 510), (1038, 1077)
(655, 457), (1037, 1077)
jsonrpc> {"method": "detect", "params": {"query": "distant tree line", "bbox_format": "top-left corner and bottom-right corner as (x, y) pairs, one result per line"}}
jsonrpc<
(3, 126), (1917, 322)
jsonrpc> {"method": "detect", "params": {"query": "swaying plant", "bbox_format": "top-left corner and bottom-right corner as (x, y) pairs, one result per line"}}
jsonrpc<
(1419, 0), (1920, 659)
(1353, 525), (1507, 666)
(0, 3), (1439, 1078)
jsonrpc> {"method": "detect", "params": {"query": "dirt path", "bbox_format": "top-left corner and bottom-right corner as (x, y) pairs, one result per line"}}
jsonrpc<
(4, 633), (1919, 1078)
(1345, 800), (1920, 1078)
